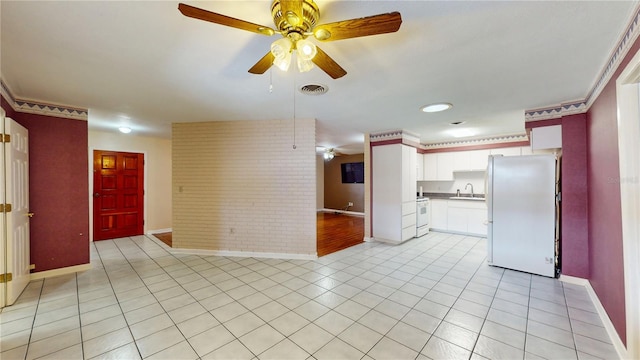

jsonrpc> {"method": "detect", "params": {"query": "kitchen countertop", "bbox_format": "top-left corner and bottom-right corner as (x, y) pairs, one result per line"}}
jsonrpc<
(419, 192), (486, 201)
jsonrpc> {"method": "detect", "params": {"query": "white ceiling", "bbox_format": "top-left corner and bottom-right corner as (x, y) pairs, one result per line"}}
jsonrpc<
(1, 1), (637, 154)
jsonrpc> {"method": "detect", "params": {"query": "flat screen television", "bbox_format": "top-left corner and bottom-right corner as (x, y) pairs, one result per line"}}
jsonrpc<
(341, 162), (364, 183)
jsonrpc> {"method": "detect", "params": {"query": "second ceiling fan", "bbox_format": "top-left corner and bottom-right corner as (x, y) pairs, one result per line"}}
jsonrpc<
(178, 0), (402, 79)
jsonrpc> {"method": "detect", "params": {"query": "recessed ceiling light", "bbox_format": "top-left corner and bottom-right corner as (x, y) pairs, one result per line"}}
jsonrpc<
(118, 127), (132, 134)
(421, 103), (453, 113)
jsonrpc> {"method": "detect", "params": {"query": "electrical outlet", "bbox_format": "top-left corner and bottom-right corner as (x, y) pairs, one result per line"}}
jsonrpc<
(348, 202), (353, 207)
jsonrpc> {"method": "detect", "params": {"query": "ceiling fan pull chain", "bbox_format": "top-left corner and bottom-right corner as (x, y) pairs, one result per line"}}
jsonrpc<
(269, 69), (273, 93)
(292, 71), (297, 150)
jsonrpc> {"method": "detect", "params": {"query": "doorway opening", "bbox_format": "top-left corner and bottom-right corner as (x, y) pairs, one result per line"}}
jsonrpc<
(615, 49), (640, 359)
(316, 212), (364, 257)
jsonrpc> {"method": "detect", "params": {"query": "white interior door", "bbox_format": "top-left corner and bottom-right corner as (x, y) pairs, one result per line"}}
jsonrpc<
(1, 112), (30, 307)
(1, 109), (5, 308)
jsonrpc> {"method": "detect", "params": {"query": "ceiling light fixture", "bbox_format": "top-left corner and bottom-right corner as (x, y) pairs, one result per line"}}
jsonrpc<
(270, 35), (318, 73)
(118, 127), (132, 134)
(324, 148), (335, 161)
(421, 103), (453, 113)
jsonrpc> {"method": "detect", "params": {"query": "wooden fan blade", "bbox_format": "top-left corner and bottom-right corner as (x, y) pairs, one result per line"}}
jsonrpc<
(178, 3), (276, 36)
(279, 0), (304, 27)
(312, 47), (347, 79)
(248, 52), (275, 74)
(313, 12), (402, 41)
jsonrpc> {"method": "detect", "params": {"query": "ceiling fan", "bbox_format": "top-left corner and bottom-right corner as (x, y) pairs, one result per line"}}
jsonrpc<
(178, 1), (402, 79)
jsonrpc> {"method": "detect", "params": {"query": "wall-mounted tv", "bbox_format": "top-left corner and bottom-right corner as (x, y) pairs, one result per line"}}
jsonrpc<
(341, 162), (364, 183)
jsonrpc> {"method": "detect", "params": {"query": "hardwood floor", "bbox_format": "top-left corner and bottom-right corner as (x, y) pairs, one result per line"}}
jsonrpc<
(317, 212), (365, 257)
(152, 213), (364, 257)
(153, 232), (172, 247)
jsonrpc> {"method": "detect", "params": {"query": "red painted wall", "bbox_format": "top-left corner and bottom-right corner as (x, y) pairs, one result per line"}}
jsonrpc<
(586, 35), (640, 344)
(559, 114), (589, 278)
(2, 97), (90, 272)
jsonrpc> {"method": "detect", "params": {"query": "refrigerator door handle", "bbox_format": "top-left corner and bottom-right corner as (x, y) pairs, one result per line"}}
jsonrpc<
(486, 156), (494, 264)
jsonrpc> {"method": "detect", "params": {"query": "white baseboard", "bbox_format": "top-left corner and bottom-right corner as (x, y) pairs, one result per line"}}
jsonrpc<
(144, 234), (317, 261)
(560, 275), (628, 359)
(320, 208), (365, 217)
(170, 247), (318, 261)
(370, 237), (403, 245)
(30, 263), (92, 281)
(363, 237), (375, 242)
(146, 228), (172, 235)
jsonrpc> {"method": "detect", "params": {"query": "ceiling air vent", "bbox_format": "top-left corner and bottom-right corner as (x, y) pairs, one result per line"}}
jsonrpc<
(299, 83), (328, 95)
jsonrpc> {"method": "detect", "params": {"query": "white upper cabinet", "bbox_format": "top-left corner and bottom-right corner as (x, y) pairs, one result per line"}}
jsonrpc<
(423, 153), (438, 180)
(453, 149), (490, 171)
(453, 152), (470, 171)
(419, 146), (524, 182)
(437, 153), (455, 180)
(402, 146), (417, 202)
(416, 153), (424, 181)
(468, 149), (490, 170)
(531, 125), (562, 150)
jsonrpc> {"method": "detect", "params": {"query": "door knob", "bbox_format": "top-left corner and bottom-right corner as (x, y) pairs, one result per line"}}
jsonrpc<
(27, 212), (34, 218)
(94, 193), (101, 197)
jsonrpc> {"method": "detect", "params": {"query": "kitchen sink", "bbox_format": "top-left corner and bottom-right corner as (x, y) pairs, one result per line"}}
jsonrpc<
(449, 196), (485, 201)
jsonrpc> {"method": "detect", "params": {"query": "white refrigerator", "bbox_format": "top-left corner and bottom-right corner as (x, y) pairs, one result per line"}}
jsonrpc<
(486, 154), (559, 277)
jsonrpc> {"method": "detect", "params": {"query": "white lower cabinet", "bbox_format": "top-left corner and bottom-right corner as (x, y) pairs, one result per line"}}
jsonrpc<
(431, 199), (487, 236)
(467, 208), (487, 235)
(447, 206), (468, 233)
(430, 199), (448, 231)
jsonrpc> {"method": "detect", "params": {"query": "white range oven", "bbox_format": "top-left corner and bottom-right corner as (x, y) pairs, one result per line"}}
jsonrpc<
(416, 198), (430, 237)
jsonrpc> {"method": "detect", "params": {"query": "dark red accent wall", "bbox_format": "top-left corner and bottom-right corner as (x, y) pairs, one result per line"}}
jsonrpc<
(585, 35), (640, 345)
(2, 97), (90, 272)
(559, 114), (589, 278)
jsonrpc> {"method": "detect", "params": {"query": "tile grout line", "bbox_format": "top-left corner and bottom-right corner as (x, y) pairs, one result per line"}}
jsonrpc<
(563, 281), (581, 359)
(112, 236), (209, 359)
(21, 279), (44, 360)
(130, 235), (261, 358)
(75, 272), (85, 360)
(92, 239), (146, 359)
(410, 234), (495, 359)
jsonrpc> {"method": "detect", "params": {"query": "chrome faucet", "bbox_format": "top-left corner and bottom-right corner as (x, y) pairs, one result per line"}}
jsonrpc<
(465, 183), (474, 197)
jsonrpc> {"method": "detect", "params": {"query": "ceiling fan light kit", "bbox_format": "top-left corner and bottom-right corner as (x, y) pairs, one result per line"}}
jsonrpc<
(324, 148), (335, 160)
(178, 0), (402, 79)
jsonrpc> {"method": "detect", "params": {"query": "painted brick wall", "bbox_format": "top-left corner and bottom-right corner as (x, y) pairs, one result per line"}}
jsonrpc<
(172, 119), (316, 256)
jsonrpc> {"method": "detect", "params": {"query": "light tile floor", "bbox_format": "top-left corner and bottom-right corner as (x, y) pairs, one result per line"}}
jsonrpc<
(1, 232), (620, 359)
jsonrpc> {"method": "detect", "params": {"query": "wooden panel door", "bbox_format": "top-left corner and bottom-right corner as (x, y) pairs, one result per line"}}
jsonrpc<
(93, 150), (144, 241)
(1, 114), (31, 307)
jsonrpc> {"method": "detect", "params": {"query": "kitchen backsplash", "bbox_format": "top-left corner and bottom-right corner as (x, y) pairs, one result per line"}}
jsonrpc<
(418, 171), (486, 196)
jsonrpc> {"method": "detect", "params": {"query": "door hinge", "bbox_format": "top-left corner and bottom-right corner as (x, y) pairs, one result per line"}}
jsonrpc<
(1, 133), (10, 143)
(0, 273), (13, 283)
(0, 204), (12, 213)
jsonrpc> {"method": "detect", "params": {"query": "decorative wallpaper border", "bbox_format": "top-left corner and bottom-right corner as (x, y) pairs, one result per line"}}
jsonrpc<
(423, 133), (529, 150)
(0, 80), (88, 121)
(370, 129), (420, 144)
(525, 100), (588, 121)
(525, 3), (640, 121)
